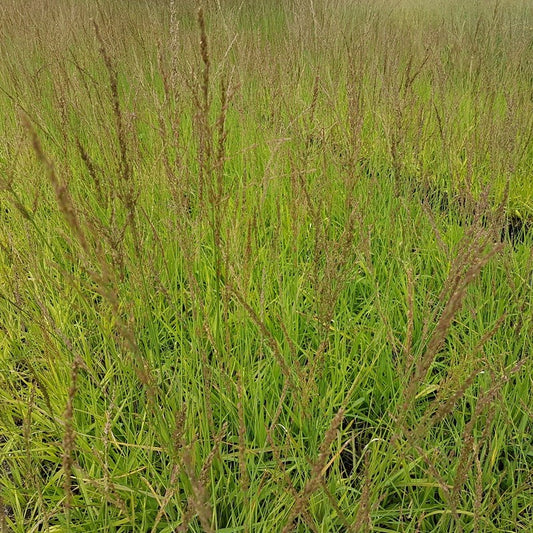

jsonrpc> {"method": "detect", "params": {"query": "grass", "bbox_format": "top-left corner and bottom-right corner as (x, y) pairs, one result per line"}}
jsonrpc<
(0, 0), (532, 531)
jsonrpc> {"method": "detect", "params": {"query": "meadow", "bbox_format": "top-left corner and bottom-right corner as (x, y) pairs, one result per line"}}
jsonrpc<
(0, 0), (532, 531)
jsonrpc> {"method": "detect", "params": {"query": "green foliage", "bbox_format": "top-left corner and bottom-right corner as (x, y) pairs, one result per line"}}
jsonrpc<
(0, 0), (532, 531)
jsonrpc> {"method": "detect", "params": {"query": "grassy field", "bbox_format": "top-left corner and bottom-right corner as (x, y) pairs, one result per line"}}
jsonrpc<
(1, 0), (532, 531)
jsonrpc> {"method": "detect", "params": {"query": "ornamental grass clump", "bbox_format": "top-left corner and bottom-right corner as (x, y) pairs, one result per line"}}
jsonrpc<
(0, 0), (531, 531)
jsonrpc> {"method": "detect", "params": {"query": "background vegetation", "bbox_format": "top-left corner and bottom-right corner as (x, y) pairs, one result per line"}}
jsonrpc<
(1, 0), (532, 531)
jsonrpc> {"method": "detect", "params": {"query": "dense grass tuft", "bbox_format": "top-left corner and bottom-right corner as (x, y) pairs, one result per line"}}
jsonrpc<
(1, 1), (532, 531)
